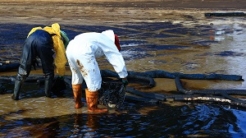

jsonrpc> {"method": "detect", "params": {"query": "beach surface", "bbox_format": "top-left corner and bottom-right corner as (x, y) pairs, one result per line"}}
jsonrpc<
(1, 1), (246, 137)
(1, 0), (246, 25)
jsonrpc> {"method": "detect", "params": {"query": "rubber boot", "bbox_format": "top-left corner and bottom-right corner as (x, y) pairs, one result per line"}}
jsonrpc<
(44, 75), (53, 97)
(85, 89), (108, 114)
(12, 80), (23, 100)
(72, 84), (83, 109)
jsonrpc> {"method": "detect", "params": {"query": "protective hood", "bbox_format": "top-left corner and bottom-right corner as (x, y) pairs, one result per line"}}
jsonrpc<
(102, 30), (121, 51)
(101, 30), (115, 42)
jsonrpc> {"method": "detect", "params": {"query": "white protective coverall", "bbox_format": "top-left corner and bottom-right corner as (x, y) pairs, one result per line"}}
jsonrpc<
(66, 30), (128, 92)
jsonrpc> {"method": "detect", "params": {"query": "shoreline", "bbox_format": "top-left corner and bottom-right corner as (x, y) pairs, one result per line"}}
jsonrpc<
(1, 0), (246, 25)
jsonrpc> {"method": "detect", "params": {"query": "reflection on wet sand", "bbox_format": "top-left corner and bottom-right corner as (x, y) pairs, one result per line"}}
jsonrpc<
(1, 1), (246, 137)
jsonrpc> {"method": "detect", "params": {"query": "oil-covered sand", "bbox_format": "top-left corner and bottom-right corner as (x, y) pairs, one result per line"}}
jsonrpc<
(1, 0), (246, 137)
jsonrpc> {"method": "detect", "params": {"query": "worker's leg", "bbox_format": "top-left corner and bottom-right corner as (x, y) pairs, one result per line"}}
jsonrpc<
(12, 36), (34, 100)
(36, 30), (54, 97)
(77, 53), (107, 114)
(66, 44), (84, 108)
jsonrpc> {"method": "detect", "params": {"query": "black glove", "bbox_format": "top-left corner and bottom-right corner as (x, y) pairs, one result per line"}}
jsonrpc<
(122, 78), (128, 86)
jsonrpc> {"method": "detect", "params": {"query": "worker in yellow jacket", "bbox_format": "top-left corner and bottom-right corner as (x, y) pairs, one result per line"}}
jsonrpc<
(12, 23), (69, 100)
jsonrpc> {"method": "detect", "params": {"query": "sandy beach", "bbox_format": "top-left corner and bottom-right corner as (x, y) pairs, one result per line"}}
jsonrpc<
(1, 0), (246, 25)
(1, 1), (246, 137)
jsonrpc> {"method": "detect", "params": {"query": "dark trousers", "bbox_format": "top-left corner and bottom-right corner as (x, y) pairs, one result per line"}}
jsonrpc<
(12, 30), (56, 99)
(17, 29), (55, 80)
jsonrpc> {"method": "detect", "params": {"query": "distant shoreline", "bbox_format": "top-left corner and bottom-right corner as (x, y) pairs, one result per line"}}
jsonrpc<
(0, 0), (246, 25)
(1, 0), (246, 10)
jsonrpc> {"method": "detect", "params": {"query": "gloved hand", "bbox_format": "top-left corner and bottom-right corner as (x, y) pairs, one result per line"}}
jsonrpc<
(121, 78), (128, 86)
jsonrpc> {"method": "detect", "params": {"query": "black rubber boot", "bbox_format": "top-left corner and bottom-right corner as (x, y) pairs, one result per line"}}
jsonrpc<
(12, 74), (26, 100)
(44, 75), (53, 97)
(12, 80), (23, 100)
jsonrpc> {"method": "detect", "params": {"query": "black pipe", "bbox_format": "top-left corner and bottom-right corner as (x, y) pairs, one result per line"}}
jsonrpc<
(126, 87), (165, 101)
(174, 77), (246, 105)
(101, 69), (156, 87)
(0, 63), (19, 72)
(205, 12), (246, 17)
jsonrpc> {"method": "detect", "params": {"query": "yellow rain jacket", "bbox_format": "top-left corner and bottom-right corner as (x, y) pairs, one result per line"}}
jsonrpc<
(27, 23), (67, 76)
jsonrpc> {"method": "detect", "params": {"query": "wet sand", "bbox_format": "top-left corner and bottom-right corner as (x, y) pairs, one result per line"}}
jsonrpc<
(1, 1), (246, 137)
(1, 0), (246, 90)
(0, 0), (246, 103)
(1, 0), (246, 25)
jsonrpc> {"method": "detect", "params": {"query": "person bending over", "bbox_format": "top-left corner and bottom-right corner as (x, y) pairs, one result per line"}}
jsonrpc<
(12, 23), (69, 100)
(66, 30), (128, 114)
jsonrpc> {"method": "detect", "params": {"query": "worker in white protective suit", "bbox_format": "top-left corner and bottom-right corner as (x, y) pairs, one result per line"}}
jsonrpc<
(66, 30), (128, 114)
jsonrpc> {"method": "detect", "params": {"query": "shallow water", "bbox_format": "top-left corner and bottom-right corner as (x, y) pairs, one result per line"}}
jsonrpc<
(1, 16), (246, 137)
